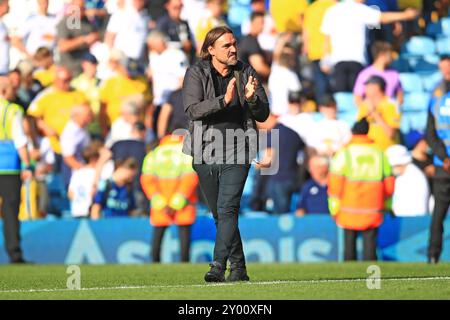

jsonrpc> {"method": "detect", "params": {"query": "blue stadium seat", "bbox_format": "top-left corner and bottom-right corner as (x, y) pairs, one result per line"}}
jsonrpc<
(425, 21), (442, 38)
(401, 92), (431, 112)
(401, 111), (428, 133)
(403, 36), (436, 56)
(436, 36), (450, 55)
(399, 73), (423, 92)
(441, 17), (450, 36)
(422, 71), (442, 92)
(337, 109), (358, 127)
(389, 58), (410, 72)
(334, 92), (357, 113)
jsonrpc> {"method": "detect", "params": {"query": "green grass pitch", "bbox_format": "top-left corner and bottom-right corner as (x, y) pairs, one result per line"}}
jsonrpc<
(0, 263), (449, 300)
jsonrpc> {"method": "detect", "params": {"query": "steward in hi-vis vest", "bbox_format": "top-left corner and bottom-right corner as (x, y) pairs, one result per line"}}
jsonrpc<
(328, 118), (395, 261)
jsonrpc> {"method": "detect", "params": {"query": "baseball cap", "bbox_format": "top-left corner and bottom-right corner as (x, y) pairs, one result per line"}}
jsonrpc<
(82, 52), (98, 65)
(126, 59), (145, 78)
(385, 145), (412, 167)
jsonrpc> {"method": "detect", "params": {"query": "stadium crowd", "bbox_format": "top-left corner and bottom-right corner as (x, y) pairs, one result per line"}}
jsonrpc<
(0, 0), (449, 263)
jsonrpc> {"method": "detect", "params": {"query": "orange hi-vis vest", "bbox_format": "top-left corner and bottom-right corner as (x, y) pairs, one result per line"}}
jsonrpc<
(328, 135), (395, 231)
(141, 135), (199, 227)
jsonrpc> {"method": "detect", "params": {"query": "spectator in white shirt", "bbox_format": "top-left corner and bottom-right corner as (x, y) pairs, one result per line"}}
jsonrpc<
(0, 0), (10, 74)
(147, 30), (188, 107)
(105, 0), (152, 60)
(386, 144), (430, 217)
(68, 141), (101, 218)
(320, 0), (419, 92)
(60, 103), (93, 187)
(310, 94), (351, 157)
(11, 0), (57, 58)
(268, 37), (301, 116)
(105, 98), (143, 147)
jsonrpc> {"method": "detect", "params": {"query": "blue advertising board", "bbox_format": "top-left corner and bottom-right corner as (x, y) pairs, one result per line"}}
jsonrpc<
(0, 215), (449, 264)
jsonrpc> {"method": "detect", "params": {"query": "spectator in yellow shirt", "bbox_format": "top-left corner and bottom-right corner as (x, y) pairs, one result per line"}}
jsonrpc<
(270, 0), (308, 33)
(302, 0), (336, 100)
(28, 66), (89, 154)
(195, 0), (226, 55)
(357, 75), (401, 150)
(98, 58), (151, 136)
(32, 47), (56, 88)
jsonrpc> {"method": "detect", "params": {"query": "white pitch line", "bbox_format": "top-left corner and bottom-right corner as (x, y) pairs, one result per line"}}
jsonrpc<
(1, 276), (450, 294)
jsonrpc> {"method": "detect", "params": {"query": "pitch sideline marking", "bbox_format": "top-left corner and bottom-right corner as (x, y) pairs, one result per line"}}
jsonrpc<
(1, 276), (450, 294)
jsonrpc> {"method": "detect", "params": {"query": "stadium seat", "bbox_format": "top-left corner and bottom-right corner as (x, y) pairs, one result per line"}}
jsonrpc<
(441, 17), (450, 36)
(389, 58), (410, 72)
(436, 36), (450, 55)
(401, 92), (431, 112)
(399, 73), (423, 92)
(334, 92), (357, 113)
(403, 36), (436, 56)
(401, 111), (428, 134)
(425, 21), (442, 38)
(337, 109), (358, 127)
(422, 71), (442, 92)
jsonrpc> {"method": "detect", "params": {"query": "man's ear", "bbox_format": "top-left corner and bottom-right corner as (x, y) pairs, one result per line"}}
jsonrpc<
(207, 45), (214, 57)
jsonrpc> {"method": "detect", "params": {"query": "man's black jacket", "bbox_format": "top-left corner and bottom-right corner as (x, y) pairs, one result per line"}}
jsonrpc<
(181, 59), (270, 161)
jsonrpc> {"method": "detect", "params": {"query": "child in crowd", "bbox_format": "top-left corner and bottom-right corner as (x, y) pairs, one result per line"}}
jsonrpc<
(68, 141), (102, 218)
(296, 155), (330, 216)
(32, 47), (56, 88)
(90, 157), (137, 219)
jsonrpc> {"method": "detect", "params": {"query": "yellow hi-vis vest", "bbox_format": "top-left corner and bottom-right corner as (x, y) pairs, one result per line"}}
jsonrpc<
(0, 99), (23, 174)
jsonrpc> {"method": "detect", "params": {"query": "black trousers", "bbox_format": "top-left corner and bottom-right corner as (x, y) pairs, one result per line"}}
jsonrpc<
(428, 177), (450, 260)
(152, 225), (191, 263)
(332, 61), (364, 93)
(344, 228), (378, 261)
(0, 175), (23, 262)
(193, 163), (250, 268)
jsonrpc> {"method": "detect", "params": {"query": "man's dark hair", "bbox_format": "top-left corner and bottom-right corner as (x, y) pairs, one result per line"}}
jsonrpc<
(200, 26), (234, 61)
(352, 118), (370, 135)
(81, 141), (102, 163)
(250, 11), (265, 22)
(371, 41), (392, 61)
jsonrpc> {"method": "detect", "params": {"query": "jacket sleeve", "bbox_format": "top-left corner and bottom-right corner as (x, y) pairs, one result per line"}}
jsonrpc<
(182, 66), (226, 121)
(425, 110), (449, 163)
(246, 67), (270, 123)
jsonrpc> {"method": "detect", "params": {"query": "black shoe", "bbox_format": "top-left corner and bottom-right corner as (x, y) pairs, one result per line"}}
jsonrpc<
(204, 262), (225, 282)
(428, 256), (439, 264)
(11, 258), (33, 264)
(226, 264), (250, 282)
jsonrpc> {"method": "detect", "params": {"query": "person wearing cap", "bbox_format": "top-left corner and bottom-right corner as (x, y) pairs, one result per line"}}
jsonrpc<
(98, 57), (151, 136)
(328, 118), (395, 261)
(71, 53), (102, 136)
(425, 54), (450, 264)
(385, 144), (430, 217)
(309, 94), (351, 157)
(357, 75), (401, 150)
